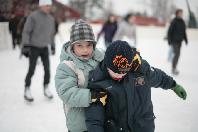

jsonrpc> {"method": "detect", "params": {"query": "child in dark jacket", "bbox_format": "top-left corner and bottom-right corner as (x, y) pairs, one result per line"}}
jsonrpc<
(85, 40), (187, 132)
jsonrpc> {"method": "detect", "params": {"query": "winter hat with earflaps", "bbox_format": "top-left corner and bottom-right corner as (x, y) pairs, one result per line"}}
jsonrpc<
(70, 19), (96, 47)
(39, 0), (52, 6)
(104, 40), (142, 74)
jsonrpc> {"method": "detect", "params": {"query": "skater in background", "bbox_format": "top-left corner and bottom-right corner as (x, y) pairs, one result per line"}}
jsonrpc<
(97, 14), (118, 49)
(9, 14), (21, 49)
(85, 40), (187, 132)
(168, 9), (188, 75)
(113, 13), (137, 47)
(17, 8), (31, 49)
(55, 19), (104, 132)
(21, 0), (56, 102)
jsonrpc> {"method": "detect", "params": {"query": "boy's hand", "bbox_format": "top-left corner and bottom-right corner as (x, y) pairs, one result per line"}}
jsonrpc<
(172, 84), (187, 100)
(91, 91), (107, 106)
(21, 45), (31, 57)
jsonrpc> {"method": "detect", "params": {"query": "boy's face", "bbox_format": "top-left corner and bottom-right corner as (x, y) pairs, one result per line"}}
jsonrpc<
(73, 41), (94, 60)
(107, 68), (127, 81)
(177, 11), (183, 18)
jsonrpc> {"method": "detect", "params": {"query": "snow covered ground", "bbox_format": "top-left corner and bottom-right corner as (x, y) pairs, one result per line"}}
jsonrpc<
(0, 23), (198, 132)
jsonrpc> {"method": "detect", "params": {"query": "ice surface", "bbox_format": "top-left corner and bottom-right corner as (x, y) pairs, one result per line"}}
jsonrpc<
(0, 23), (197, 132)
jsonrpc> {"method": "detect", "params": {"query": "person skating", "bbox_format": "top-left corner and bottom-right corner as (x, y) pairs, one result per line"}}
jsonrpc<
(113, 13), (137, 47)
(21, 0), (56, 102)
(97, 14), (118, 49)
(168, 9), (188, 75)
(85, 40), (187, 132)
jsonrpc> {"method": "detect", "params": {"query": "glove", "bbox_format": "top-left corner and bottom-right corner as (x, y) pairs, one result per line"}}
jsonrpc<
(51, 45), (55, 55)
(91, 91), (107, 106)
(21, 45), (31, 57)
(171, 84), (187, 100)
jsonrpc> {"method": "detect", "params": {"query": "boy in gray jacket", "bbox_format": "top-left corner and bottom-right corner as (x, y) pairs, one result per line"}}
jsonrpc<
(55, 20), (104, 132)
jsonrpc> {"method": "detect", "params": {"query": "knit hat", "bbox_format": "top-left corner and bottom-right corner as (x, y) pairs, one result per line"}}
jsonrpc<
(39, 0), (52, 6)
(104, 40), (141, 74)
(70, 19), (96, 46)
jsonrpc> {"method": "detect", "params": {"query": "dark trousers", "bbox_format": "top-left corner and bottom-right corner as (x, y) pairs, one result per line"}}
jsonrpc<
(172, 44), (181, 70)
(25, 47), (50, 87)
(11, 33), (18, 49)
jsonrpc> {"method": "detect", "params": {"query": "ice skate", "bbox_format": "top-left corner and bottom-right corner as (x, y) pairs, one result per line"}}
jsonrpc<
(24, 87), (34, 102)
(44, 85), (53, 99)
(172, 69), (179, 75)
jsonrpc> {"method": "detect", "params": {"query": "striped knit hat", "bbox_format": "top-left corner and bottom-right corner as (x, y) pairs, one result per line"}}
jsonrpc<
(70, 19), (96, 46)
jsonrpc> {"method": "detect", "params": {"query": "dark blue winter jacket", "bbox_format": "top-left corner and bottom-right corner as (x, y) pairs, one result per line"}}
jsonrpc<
(85, 60), (176, 132)
(168, 17), (188, 45)
(98, 22), (118, 43)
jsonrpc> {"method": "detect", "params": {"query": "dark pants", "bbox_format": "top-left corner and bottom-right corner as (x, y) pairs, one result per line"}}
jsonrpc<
(171, 44), (181, 70)
(11, 33), (19, 49)
(25, 47), (50, 87)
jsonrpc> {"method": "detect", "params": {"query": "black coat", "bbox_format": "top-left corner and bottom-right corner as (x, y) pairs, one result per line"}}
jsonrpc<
(168, 17), (188, 45)
(85, 60), (176, 132)
(98, 22), (118, 43)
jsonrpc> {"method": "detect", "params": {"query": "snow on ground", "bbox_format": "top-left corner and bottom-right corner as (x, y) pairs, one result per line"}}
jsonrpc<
(0, 23), (198, 132)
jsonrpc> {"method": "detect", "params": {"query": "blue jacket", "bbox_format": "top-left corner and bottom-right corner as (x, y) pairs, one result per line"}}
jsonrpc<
(85, 60), (176, 132)
(98, 22), (118, 43)
(168, 17), (188, 44)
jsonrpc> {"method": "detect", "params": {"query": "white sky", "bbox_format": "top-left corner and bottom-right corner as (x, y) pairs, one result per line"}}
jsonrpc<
(108, 0), (198, 16)
(57, 0), (198, 19)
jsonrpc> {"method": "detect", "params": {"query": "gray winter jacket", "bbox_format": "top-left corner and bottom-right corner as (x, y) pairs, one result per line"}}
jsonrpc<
(113, 21), (137, 46)
(22, 10), (55, 48)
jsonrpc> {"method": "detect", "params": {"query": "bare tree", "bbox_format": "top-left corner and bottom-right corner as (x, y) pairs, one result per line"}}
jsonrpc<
(69, 0), (104, 19)
(69, 0), (88, 18)
(0, 0), (12, 14)
(149, 0), (176, 22)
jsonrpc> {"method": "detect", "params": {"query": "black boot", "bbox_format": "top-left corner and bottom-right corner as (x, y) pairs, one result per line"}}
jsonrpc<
(172, 69), (179, 75)
(44, 85), (53, 99)
(24, 86), (34, 102)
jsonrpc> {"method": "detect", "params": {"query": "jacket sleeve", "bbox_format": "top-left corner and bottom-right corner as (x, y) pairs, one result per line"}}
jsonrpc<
(113, 23), (124, 41)
(147, 66), (176, 89)
(184, 24), (188, 44)
(97, 24), (105, 40)
(85, 104), (105, 132)
(55, 63), (91, 107)
(167, 20), (175, 44)
(22, 15), (34, 46)
(50, 18), (56, 48)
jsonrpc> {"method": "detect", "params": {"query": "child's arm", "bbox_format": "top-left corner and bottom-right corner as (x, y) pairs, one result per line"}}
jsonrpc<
(85, 101), (105, 132)
(55, 63), (91, 107)
(148, 66), (176, 90)
(147, 64), (187, 100)
(84, 89), (106, 132)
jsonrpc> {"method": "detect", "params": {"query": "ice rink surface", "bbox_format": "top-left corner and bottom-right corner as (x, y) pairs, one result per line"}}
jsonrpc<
(0, 23), (198, 132)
